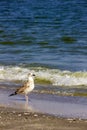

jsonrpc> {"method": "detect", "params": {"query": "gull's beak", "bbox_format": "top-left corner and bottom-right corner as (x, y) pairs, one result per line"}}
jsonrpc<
(33, 74), (35, 76)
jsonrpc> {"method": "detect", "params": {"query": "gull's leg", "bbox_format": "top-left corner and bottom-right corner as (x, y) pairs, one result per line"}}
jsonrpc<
(24, 95), (28, 109)
(25, 95), (28, 104)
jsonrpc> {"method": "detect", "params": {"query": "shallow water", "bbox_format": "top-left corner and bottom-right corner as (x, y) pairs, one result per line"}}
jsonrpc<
(1, 88), (87, 119)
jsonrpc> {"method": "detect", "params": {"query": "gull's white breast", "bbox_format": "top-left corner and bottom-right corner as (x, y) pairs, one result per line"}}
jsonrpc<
(24, 78), (34, 94)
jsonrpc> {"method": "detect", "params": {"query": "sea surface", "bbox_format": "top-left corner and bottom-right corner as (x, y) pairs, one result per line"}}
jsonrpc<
(0, 0), (87, 96)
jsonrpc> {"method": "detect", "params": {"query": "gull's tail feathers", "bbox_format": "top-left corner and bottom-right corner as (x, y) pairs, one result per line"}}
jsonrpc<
(9, 92), (17, 97)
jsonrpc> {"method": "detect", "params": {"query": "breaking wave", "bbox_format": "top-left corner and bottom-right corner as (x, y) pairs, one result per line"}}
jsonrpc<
(0, 65), (87, 88)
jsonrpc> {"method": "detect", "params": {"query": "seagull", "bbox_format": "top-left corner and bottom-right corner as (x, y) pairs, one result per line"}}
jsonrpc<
(9, 73), (35, 103)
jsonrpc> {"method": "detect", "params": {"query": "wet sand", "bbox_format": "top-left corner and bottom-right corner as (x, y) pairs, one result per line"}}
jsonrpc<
(0, 106), (87, 130)
(0, 88), (87, 129)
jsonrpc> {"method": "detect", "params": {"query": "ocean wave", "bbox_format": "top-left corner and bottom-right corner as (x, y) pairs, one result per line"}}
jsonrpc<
(0, 65), (87, 88)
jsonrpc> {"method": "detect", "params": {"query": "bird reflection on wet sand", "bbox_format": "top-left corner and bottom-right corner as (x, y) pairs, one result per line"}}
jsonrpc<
(10, 99), (33, 112)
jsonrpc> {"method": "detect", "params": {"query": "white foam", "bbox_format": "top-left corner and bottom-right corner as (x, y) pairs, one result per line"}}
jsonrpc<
(0, 65), (87, 87)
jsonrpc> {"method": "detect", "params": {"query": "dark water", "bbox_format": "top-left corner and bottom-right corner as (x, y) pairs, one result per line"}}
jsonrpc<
(0, 0), (87, 90)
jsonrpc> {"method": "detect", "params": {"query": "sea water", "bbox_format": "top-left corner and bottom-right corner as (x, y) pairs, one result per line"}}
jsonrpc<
(0, 0), (87, 96)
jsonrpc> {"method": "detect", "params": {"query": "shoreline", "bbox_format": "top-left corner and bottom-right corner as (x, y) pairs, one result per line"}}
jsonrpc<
(0, 88), (87, 119)
(0, 88), (87, 129)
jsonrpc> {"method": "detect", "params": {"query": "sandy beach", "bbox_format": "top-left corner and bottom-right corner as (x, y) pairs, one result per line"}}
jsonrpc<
(0, 88), (87, 130)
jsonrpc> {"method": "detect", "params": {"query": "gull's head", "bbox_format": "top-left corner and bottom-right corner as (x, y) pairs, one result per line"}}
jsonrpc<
(28, 72), (35, 77)
(27, 73), (35, 84)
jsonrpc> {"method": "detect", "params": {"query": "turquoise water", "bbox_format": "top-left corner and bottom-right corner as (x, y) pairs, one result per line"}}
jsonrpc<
(0, 0), (87, 95)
